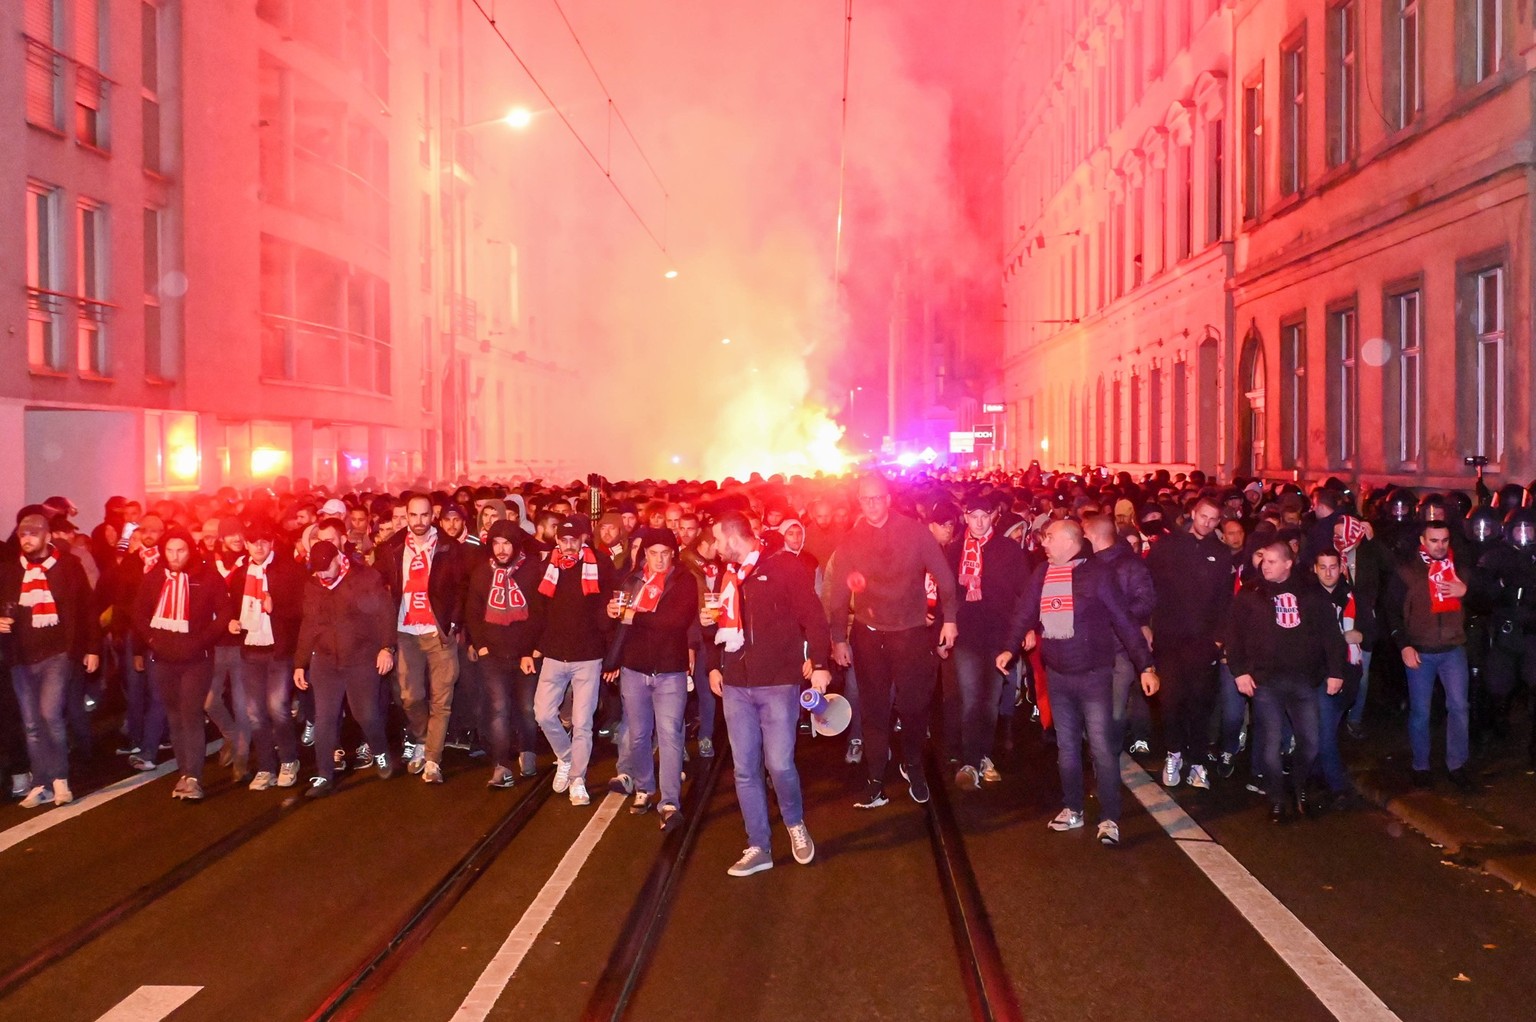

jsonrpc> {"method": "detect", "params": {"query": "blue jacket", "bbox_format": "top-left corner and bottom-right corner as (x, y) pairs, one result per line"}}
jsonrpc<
(1002, 556), (1153, 676)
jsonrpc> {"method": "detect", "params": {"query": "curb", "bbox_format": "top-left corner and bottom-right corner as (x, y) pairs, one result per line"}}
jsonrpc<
(1353, 767), (1536, 896)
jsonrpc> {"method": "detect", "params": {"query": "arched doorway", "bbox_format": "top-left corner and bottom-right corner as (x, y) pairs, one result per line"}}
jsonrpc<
(1236, 327), (1266, 478)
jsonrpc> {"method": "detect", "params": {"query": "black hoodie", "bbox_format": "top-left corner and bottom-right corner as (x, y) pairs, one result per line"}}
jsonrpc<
(1225, 573), (1347, 683)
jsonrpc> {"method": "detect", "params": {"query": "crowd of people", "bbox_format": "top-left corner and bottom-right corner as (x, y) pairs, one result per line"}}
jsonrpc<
(2, 463), (1531, 872)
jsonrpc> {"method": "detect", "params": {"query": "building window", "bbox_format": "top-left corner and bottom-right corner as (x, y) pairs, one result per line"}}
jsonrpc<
(24, 0), (65, 132)
(1279, 318), (1306, 468)
(1471, 266), (1505, 460)
(73, 0), (109, 151)
(1242, 79), (1263, 221)
(76, 200), (110, 375)
(26, 181), (65, 370)
(1149, 365), (1164, 463)
(1388, 289), (1422, 465)
(1206, 117), (1225, 243)
(1172, 360), (1189, 463)
(1130, 181), (1144, 288)
(1388, 0), (1422, 130)
(1112, 378), (1124, 463)
(1129, 373), (1143, 461)
(1149, 164), (1166, 275)
(259, 234), (394, 394)
(1326, 2), (1358, 167)
(1471, 0), (1503, 83)
(142, 1), (161, 172)
(1280, 38), (1305, 196)
(144, 207), (167, 378)
(1327, 304), (1358, 465)
(1176, 143), (1194, 260)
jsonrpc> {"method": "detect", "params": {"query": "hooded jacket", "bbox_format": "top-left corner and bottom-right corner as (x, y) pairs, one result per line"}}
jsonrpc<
(1225, 573), (1348, 682)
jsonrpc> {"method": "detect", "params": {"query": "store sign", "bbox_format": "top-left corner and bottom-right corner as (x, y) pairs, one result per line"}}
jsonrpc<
(971, 429), (995, 445)
(982, 402), (1005, 414)
(949, 431), (975, 454)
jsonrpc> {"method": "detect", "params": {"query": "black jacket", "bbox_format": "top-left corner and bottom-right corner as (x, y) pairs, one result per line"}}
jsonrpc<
(0, 550), (99, 666)
(707, 549), (833, 687)
(293, 565), (396, 670)
(1003, 556), (1153, 676)
(606, 566), (698, 675)
(1146, 528), (1234, 642)
(463, 553), (547, 663)
(374, 529), (470, 635)
(1095, 539), (1156, 627)
(225, 555), (307, 660)
(943, 531), (1030, 654)
(132, 564), (232, 663)
(530, 547), (616, 662)
(1225, 574), (1348, 682)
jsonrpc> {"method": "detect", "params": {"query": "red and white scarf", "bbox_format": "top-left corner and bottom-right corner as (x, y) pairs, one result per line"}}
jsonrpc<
(214, 551), (245, 580)
(240, 552), (275, 647)
(321, 556), (351, 591)
(151, 570), (191, 633)
(18, 555), (60, 628)
(139, 545), (161, 573)
(702, 561), (721, 593)
(714, 550), (760, 653)
(1420, 545), (1463, 614)
(1039, 560), (1082, 640)
(401, 531), (438, 629)
(485, 554), (530, 625)
(1342, 592), (1362, 665)
(924, 571), (939, 613)
(959, 531), (990, 602)
(630, 568), (668, 615)
(539, 544), (600, 597)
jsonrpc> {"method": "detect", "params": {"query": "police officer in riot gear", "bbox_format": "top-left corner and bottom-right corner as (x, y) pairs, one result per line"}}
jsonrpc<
(1378, 488), (1421, 561)
(1474, 509), (1536, 763)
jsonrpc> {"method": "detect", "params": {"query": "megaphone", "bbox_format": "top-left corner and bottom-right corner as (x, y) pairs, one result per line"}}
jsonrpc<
(799, 689), (851, 737)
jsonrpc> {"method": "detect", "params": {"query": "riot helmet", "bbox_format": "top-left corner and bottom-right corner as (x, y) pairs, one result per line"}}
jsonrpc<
(1384, 488), (1418, 523)
(1505, 509), (1536, 549)
(1467, 505), (1503, 544)
(1419, 493), (1449, 523)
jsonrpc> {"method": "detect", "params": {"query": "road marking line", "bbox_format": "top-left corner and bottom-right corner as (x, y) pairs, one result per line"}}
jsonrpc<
(452, 792), (625, 1021)
(1123, 756), (1402, 1022)
(95, 985), (202, 1020)
(0, 741), (220, 856)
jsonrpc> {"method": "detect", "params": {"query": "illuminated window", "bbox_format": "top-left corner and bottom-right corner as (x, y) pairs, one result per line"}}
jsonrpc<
(26, 181), (65, 370)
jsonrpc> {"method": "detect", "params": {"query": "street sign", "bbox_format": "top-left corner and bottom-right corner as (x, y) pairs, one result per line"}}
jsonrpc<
(982, 402), (1005, 413)
(949, 431), (975, 454)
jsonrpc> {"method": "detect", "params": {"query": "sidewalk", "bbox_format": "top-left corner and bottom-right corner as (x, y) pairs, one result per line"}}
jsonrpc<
(1348, 700), (1536, 897)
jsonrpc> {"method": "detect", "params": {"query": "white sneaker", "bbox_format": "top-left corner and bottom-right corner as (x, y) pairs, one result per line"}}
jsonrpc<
(787, 823), (815, 865)
(248, 771), (275, 791)
(1048, 808), (1084, 831)
(1129, 740), (1150, 755)
(1097, 820), (1120, 846)
(568, 779), (590, 806)
(276, 760), (300, 787)
(979, 756), (1002, 783)
(422, 761), (444, 784)
(51, 779), (73, 806)
(552, 760), (572, 793)
(1162, 752), (1184, 787)
(407, 746), (426, 775)
(1186, 764), (1210, 789)
(20, 785), (53, 809)
(727, 846), (773, 876)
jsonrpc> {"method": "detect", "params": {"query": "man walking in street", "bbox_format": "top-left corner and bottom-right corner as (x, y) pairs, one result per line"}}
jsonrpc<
(228, 521), (307, 790)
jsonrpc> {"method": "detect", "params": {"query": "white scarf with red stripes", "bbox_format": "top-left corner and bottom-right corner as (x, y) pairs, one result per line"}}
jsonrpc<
(151, 570), (191, 633)
(240, 552), (275, 647)
(1342, 592), (1362, 666)
(714, 550), (759, 653)
(19, 554), (60, 628)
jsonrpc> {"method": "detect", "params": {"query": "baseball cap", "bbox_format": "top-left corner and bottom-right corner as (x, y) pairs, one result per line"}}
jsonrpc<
(555, 514), (592, 539)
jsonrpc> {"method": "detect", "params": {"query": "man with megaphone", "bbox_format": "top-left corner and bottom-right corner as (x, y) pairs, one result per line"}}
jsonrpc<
(706, 510), (833, 877)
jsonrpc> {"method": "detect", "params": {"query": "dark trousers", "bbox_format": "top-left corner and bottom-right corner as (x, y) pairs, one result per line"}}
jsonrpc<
(481, 655), (539, 771)
(311, 656), (389, 783)
(241, 653), (299, 775)
(149, 657), (214, 784)
(1253, 673), (1320, 807)
(849, 624), (936, 784)
(1050, 668), (1120, 822)
(954, 646), (1002, 769)
(1158, 638), (1220, 760)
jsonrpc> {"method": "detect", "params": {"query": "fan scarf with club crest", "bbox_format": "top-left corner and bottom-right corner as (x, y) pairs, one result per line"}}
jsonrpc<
(1420, 544), (1463, 614)
(485, 554), (530, 625)
(629, 569), (669, 615)
(401, 532), (438, 628)
(539, 544), (600, 597)
(18, 555), (60, 628)
(959, 530), (991, 602)
(713, 550), (760, 653)
(1039, 560), (1083, 640)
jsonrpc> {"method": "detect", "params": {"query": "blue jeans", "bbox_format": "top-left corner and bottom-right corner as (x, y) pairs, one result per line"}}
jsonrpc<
(953, 646), (1002, 768)
(11, 653), (70, 786)
(1346, 649), (1373, 727)
(1049, 668), (1120, 823)
(120, 631), (166, 754)
(1314, 671), (1357, 794)
(535, 658), (602, 782)
(1406, 648), (1470, 772)
(619, 669), (687, 808)
(690, 636), (717, 743)
(1218, 661), (1248, 756)
(722, 684), (804, 850)
(1112, 651), (1151, 747)
(149, 657), (214, 784)
(241, 653), (298, 775)
(208, 645), (250, 761)
(482, 656), (539, 771)
(1253, 675), (1320, 806)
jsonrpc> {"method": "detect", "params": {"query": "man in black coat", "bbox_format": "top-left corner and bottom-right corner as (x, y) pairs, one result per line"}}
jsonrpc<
(1085, 515), (1156, 754)
(227, 520), (307, 790)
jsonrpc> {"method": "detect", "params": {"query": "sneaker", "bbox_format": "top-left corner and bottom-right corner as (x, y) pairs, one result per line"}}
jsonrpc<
(277, 760), (301, 787)
(698, 737), (715, 758)
(1097, 820), (1120, 846)
(1049, 808), (1084, 831)
(1128, 739), (1150, 756)
(787, 822), (815, 865)
(487, 767), (517, 789)
(1187, 764), (1210, 789)
(10, 772), (33, 797)
(519, 751), (538, 777)
(845, 739), (864, 765)
(333, 748), (348, 772)
(407, 746), (426, 775)
(979, 756), (1002, 783)
(114, 743), (140, 756)
(568, 779), (590, 806)
(128, 755), (156, 772)
(1216, 752), (1236, 779)
(19, 786), (53, 809)
(629, 791), (654, 814)
(301, 721), (316, 747)
(1238, 727), (1249, 753)
(899, 763), (930, 805)
(422, 761), (444, 784)
(1245, 778), (1267, 795)
(304, 776), (333, 799)
(727, 846), (774, 877)
(354, 743), (373, 768)
(854, 779), (888, 810)
(51, 779), (72, 806)
(375, 753), (394, 780)
(608, 773), (635, 796)
(248, 771), (275, 791)
(174, 778), (204, 801)
(552, 761), (572, 793)
(217, 743), (235, 768)
(658, 804), (681, 832)
(955, 764), (981, 790)
(1162, 752), (1184, 787)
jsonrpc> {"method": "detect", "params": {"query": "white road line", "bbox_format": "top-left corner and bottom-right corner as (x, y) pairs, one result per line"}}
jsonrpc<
(453, 792), (626, 1022)
(95, 985), (202, 1020)
(1122, 755), (1402, 1022)
(0, 741), (220, 856)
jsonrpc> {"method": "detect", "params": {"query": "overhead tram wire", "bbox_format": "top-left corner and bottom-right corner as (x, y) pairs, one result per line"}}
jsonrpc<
(833, 0), (854, 287)
(469, 0), (672, 263)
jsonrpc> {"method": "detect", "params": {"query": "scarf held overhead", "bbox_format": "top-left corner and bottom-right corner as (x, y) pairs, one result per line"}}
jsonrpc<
(18, 555), (60, 628)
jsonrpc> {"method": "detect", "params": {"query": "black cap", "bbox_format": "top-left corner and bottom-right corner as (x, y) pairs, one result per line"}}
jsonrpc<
(440, 502), (468, 520)
(308, 541), (341, 573)
(635, 526), (679, 552)
(555, 514), (592, 539)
